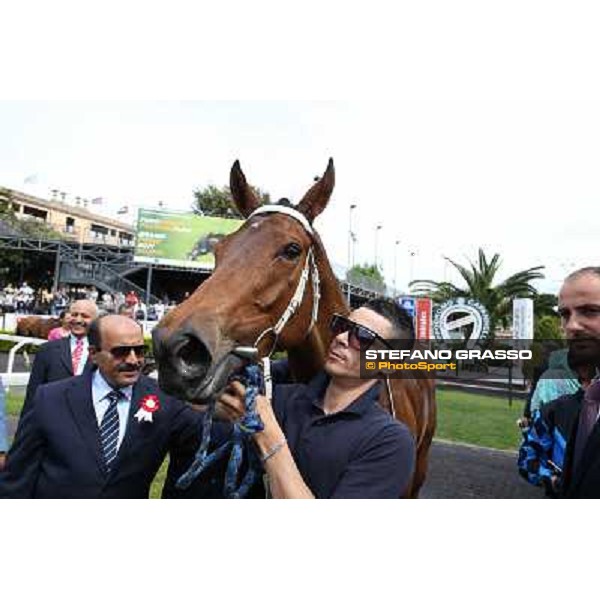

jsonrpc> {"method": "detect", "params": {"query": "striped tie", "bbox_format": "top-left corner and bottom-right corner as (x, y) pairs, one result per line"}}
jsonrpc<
(100, 389), (123, 471)
(72, 338), (84, 374)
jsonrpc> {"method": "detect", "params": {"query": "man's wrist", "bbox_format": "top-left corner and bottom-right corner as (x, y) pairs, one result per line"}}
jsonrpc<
(254, 429), (283, 454)
(260, 439), (287, 463)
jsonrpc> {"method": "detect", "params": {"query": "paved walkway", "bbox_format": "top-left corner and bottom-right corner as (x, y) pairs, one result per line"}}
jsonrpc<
(420, 439), (544, 498)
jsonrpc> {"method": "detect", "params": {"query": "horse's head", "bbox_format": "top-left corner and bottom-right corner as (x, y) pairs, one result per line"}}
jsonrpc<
(153, 159), (338, 403)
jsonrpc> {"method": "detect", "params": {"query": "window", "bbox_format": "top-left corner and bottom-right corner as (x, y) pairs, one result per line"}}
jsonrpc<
(23, 205), (47, 220)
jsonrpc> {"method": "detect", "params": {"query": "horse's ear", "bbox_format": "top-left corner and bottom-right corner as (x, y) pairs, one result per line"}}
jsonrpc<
(297, 158), (335, 222)
(230, 160), (261, 218)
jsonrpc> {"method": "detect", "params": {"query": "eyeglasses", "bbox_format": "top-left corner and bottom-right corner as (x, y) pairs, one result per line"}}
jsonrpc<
(329, 314), (391, 351)
(108, 345), (147, 360)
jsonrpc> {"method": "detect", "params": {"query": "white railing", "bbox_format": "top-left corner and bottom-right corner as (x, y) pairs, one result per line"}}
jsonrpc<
(0, 334), (46, 391)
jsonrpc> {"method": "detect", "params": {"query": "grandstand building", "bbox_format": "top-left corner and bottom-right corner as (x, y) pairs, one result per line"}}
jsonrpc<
(0, 187), (134, 246)
(1, 187), (388, 307)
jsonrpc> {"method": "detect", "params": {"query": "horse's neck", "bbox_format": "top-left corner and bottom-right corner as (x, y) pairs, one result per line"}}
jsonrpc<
(287, 234), (347, 383)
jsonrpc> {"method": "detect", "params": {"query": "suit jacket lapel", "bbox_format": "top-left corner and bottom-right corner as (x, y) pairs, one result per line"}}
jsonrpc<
(572, 418), (600, 491)
(59, 337), (73, 375)
(65, 372), (106, 476)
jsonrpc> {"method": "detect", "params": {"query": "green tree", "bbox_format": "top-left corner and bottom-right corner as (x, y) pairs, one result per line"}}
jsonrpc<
(191, 184), (271, 218)
(0, 189), (18, 232)
(347, 264), (385, 293)
(534, 314), (562, 340)
(523, 316), (565, 383)
(0, 188), (62, 240)
(532, 292), (558, 319)
(0, 188), (62, 288)
(411, 248), (545, 334)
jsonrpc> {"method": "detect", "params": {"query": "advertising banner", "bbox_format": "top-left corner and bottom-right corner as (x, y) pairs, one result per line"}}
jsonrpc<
(415, 297), (432, 340)
(512, 298), (534, 339)
(133, 209), (243, 269)
(398, 297), (416, 319)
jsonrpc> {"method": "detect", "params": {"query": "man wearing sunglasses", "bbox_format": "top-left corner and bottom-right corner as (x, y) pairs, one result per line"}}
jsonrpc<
(0, 314), (207, 498)
(219, 298), (416, 499)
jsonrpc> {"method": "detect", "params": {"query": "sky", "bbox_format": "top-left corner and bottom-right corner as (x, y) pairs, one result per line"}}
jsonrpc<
(1, 2), (598, 296)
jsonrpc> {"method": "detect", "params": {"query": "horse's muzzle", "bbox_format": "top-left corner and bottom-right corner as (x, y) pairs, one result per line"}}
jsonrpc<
(152, 325), (214, 403)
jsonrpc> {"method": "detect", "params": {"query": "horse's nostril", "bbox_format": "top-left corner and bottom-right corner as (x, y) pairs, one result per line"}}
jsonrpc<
(176, 334), (212, 378)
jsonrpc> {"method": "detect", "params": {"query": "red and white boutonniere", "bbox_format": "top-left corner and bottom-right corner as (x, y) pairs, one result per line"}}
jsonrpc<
(134, 394), (161, 423)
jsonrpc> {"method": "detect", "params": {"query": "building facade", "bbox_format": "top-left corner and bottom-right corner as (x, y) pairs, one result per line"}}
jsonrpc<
(0, 187), (135, 247)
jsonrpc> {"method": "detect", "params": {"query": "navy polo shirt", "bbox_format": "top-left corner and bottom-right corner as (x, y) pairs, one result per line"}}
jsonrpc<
(272, 373), (416, 498)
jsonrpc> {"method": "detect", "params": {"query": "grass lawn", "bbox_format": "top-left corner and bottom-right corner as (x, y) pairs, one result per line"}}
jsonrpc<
(435, 388), (524, 451)
(150, 459), (168, 499)
(5, 389), (26, 417)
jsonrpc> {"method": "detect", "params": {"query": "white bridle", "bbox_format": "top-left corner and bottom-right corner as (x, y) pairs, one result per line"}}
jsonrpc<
(247, 204), (321, 356)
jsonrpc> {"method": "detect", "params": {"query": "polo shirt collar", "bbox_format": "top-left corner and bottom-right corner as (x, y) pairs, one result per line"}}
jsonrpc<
(307, 372), (382, 417)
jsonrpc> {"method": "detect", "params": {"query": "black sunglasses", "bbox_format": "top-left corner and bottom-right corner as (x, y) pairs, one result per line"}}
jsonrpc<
(108, 344), (147, 360)
(329, 314), (392, 351)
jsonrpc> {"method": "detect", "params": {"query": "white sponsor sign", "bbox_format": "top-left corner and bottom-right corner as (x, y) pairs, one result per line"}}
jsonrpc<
(512, 298), (534, 339)
(433, 298), (490, 345)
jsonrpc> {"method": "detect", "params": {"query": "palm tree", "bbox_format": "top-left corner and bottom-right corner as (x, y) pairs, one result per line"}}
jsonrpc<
(411, 249), (545, 333)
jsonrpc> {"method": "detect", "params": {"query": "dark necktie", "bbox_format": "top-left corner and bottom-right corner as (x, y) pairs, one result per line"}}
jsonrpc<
(572, 381), (600, 473)
(100, 389), (124, 471)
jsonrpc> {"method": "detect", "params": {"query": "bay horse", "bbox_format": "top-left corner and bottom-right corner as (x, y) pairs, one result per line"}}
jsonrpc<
(153, 159), (436, 497)
(16, 315), (61, 339)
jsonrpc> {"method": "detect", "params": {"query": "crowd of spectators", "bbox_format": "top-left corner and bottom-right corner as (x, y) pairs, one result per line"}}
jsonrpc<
(0, 282), (173, 322)
(0, 282), (38, 314)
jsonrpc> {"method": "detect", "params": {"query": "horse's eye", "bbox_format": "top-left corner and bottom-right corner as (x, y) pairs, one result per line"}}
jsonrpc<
(280, 242), (303, 261)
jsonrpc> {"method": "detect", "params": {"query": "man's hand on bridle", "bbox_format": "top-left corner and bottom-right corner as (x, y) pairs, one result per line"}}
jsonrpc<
(217, 380), (248, 422)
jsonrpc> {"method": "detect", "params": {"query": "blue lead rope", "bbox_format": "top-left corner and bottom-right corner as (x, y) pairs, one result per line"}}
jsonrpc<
(176, 364), (265, 498)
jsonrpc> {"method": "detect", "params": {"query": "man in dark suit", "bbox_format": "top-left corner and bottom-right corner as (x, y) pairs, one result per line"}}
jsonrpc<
(555, 267), (600, 498)
(520, 267), (600, 499)
(0, 314), (208, 498)
(23, 299), (98, 413)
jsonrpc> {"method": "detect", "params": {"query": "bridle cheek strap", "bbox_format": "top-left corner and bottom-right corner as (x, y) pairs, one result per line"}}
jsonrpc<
(253, 246), (320, 356)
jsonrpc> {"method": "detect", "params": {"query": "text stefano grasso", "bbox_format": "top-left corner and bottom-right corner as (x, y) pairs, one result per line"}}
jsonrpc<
(134, 394), (161, 423)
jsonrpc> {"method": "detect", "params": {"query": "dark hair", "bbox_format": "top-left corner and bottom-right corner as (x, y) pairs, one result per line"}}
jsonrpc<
(88, 315), (142, 349)
(362, 297), (415, 342)
(565, 267), (600, 281)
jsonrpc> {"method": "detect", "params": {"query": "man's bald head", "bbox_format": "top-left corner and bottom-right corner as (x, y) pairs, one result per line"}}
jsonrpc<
(88, 314), (143, 350)
(558, 267), (600, 367)
(563, 267), (600, 285)
(69, 298), (98, 316)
